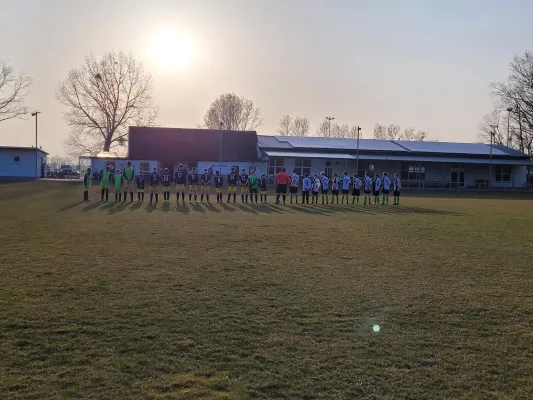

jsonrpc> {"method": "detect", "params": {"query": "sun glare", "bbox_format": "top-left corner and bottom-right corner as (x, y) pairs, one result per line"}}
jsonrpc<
(150, 28), (195, 70)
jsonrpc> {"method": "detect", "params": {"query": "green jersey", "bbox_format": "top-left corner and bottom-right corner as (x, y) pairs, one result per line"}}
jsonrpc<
(100, 171), (111, 186)
(113, 173), (123, 190)
(123, 166), (134, 181)
(248, 175), (258, 189)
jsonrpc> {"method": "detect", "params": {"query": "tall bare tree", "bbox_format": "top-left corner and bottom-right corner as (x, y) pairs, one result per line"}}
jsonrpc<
(292, 117), (310, 137)
(316, 119), (332, 137)
(57, 51), (158, 156)
(0, 61), (32, 123)
(490, 50), (533, 155)
(277, 114), (292, 135)
(401, 127), (428, 141)
(204, 93), (262, 131)
(374, 123), (428, 141)
(478, 108), (505, 145)
(347, 125), (362, 139)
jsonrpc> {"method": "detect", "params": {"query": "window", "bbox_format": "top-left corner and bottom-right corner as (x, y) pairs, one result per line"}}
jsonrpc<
(294, 159), (311, 176)
(140, 162), (150, 174)
(13, 156), (20, 163)
(401, 164), (426, 180)
(268, 157), (284, 175)
(495, 165), (512, 182)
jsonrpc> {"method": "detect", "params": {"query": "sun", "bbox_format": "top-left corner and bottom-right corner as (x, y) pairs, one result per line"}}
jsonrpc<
(150, 28), (195, 70)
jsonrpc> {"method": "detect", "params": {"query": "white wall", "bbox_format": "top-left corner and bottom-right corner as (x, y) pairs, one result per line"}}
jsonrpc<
(0, 149), (47, 180)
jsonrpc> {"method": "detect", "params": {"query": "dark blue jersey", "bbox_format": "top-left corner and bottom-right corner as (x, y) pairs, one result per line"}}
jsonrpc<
(259, 178), (267, 191)
(215, 176), (223, 187)
(201, 173), (211, 185)
(135, 175), (145, 189)
(150, 173), (160, 186)
(228, 173), (238, 185)
(240, 173), (249, 186)
(174, 169), (187, 184)
(188, 173), (198, 185)
(160, 173), (173, 186)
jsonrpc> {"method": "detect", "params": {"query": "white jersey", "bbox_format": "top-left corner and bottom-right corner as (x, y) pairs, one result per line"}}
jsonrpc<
(313, 178), (321, 192)
(332, 178), (339, 191)
(364, 177), (372, 192)
(290, 173), (299, 188)
(302, 177), (312, 191)
(320, 176), (329, 190)
(383, 176), (391, 191)
(342, 176), (351, 191)
(374, 177), (382, 191)
(353, 178), (362, 189)
(394, 177), (401, 191)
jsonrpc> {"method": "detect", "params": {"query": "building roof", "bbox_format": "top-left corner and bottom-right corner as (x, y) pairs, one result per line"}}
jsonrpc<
(0, 146), (49, 155)
(128, 127), (259, 162)
(257, 135), (530, 159)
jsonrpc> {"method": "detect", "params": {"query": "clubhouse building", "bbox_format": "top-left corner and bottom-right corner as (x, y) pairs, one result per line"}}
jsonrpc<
(90, 127), (533, 190)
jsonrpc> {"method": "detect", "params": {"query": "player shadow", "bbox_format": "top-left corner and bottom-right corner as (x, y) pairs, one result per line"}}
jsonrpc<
(204, 202), (221, 213)
(78, 201), (102, 212)
(312, 203), (459, 216)
(160, 202), (171, 212)
(175, 204), (190, 214)
(190, 202), (205, 214)
(234, 203), (259, 214)
(100, 201), (119, 211)
(145, 203), (156, 213)
(107, 201), (129, 215)
(220, 203), (236, 212)
(289, 204), (330, 215)
(129, 202), (143, 211)
(261, 204), (288, 214)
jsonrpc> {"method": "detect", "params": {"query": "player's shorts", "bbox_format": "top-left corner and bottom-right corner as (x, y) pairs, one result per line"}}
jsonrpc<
(124, 181), (134, 192)
(393, 190), (401, 197)
(321, 189), (328, 195)
(250, 188), (258, 194)
(100, 184), (110, 189)
(261, 190), (267, 195)
(189, 185), (197, 192)
(162, 186), (171, 192)
(276, 184), (287, 194)
(240, 186), (249, 193)
(332, 190), (339, 196)
(352, 189), (361, 196)
(216, 187), (223, 194)
(228, 185), (237, 193)
(290, 186), (298, 194)
(382, 189), (390, 195)
(342, 189), (349, 194)
(136, 188), (145, 193)
(364, 189), (371, 195)
(312, 191), (319, 196)
(113, 186), (123, 192)
(373, 190), (380, 196)
(201, 185), (209, 194)
(150, 185), (159, 193)
(176, 184), (185, 192)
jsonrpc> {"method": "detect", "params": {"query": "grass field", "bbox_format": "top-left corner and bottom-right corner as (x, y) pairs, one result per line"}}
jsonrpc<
(1, 182), (533, 399)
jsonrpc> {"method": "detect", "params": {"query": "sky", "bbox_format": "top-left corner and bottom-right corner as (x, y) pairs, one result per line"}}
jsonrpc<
(2, 0), (533, 156)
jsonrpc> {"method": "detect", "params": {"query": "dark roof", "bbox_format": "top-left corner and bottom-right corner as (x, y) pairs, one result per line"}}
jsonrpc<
(128, 127), (259, 162)
(257, 135), (530, 159)
(0, 146), (49, 155)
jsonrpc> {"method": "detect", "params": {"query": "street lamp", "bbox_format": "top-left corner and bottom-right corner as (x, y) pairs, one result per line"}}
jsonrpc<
(31, 111), (41, 180)
(325, 116), (335, 136)
(219, 121), (224, 173)
(506, 107), (513, 147)
(489, 125), (497, 189)
(355, 126), (362, 174)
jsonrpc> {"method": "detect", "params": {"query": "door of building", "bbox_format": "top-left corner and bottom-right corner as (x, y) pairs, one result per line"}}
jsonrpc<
(451, 168), (465, 188)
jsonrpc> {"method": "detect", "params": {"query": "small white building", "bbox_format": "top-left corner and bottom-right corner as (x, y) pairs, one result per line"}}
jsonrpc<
(0, 146), (48, 181)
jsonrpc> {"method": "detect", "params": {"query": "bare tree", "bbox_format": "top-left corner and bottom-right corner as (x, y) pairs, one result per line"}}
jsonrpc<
(400, 127), (428, 141)
(478, 108), (505, 145)
(0, 61), (32, 123)
(316, 119), (332, 137)
(331, 123), (349, 138)
(491, 50), (533, 155)
(277, 114), (292, 135)
(292, 117), (310, 137)
(57, 51), (158, 156)
(374, 123), (428, 141)
(347, 125), (362, 139)
(373, 123), (388, 139)
(204, 93), (262, 131)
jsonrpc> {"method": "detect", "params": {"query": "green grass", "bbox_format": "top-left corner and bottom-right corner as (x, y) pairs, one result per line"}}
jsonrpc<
(1, 182), (533, 399)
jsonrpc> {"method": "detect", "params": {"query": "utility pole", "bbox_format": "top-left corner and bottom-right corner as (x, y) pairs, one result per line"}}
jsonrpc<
(219, 121), (224, 174)
(31, 111), (41, 180)
(506, 107), (513, 147)
(489, 127), (496, 190)
(325, 117), (335, 137)
(355, 126), (362, 174)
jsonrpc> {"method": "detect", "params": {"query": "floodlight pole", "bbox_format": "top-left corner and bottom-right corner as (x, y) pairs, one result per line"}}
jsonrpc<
(355, 126), (361, 173)
(219, 121), (223, 173)
(325, 116), (335, 136)
(489, 130), (494, 190)
(31, 111), (41, 180)
(506, 107), (513, 147)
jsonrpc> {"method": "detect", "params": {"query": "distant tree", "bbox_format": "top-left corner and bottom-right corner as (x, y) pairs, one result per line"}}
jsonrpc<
(373, 123), (388, 139)
(478, 108), (505, 145)
(0, 61), (32, 123)
(401, 127), (427, 141)
(277, 114), (292, 135)
(490, 50), (533, 155)
(292, 117), (310, 137)
(331, 123), (349, 138)
(57, 51), (158, 156)
(316, 119), (332, 137)
(374, 123), (428, 141)
(204, 93), (262, 131)
(347, 125), (363, 139)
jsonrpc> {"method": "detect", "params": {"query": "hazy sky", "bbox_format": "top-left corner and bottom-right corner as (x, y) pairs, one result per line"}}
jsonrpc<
(2, 0), (533, 156)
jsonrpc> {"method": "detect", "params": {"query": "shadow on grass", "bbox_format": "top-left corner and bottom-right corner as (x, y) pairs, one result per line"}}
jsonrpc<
(78, 201), (101, 212)
(309, 203), (460, 216)
(220, 203), (236, 212)
(190, 202), (205, 214)
(107, 202), (129, 215)
(145, 204), (156, 213)
(129, 202), (143, 211)
(161, 202), (171, 213)
(234, 204), (259, 214)
(204, 202), (221, 213)
(175, 204), (190, 214)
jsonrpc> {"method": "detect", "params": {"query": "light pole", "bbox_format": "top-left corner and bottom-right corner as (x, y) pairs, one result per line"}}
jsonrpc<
(489, 127), (496, 189)
(219, 121), (224, 173)
(355, 126), (362, 174)
(31, 111), (41, 180)
(506, 107), (513, 147)
(325, 116), (335, 136)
